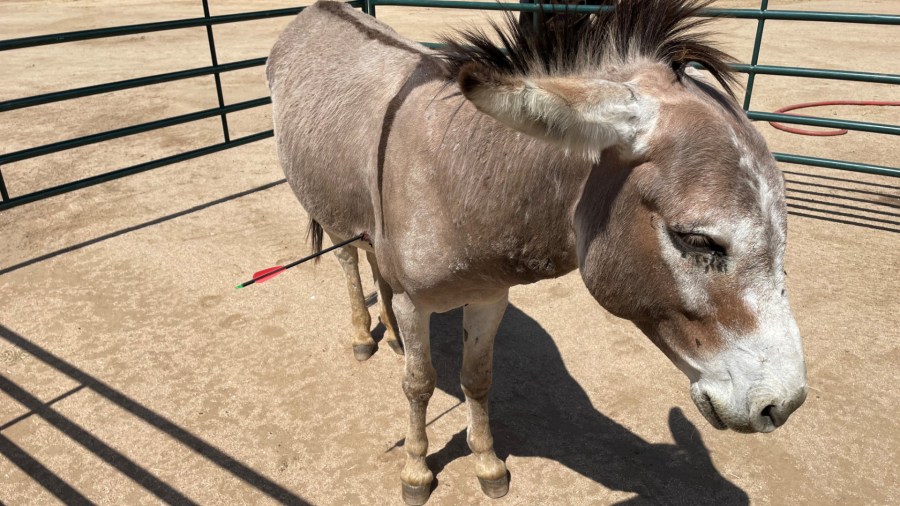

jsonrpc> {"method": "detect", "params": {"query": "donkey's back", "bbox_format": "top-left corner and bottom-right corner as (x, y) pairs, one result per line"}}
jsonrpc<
(267, 1), (440, 239)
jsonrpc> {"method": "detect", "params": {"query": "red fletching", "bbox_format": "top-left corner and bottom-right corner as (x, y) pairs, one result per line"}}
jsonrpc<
(236, 232), (367, 290)
(252, 266), (285, 283)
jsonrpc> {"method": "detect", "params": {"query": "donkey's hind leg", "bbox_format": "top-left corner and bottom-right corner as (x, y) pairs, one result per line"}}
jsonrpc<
(329, 233), (376, 361)
(366, 251), (404, 355)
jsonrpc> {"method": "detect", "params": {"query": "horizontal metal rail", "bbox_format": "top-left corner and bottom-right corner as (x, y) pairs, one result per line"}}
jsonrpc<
(0, 97), (271, 165)
(747, 111), (899, 136)
(0, 2), (361, 51)
(0, 9), (300, 51)
(700, 8), (900, 24)
(773, 153), (899, 178)
(729, 64), (900, 86)
(371, 0), (900, 25)
(0, 130), (274, 211)
(0, 58), (266, 113)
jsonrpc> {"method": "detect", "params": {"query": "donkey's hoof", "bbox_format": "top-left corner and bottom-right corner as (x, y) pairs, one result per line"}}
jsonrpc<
(401, 481), (431, 505)
(385, 338), (405, 356)
(352, 343), (377, 361)
(478, 474), (509, 499)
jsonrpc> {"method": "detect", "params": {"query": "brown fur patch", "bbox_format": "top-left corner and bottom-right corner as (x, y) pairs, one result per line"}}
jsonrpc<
(710, 284), (758, 335)
(539, 77), (590, 105)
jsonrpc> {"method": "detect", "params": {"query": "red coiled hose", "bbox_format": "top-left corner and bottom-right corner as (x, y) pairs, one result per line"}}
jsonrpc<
(768, 100), (900, 136)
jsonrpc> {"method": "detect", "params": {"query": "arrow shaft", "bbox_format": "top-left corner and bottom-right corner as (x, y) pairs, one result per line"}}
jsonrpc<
(236, 233), (367, 289)
(282, 233), (366, 270)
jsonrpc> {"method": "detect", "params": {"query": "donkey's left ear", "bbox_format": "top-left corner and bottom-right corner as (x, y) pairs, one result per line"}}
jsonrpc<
(458, 62), (654, 160)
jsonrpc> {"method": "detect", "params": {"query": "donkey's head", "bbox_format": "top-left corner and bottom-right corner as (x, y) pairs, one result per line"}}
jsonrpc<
(444, 0), (806, 432)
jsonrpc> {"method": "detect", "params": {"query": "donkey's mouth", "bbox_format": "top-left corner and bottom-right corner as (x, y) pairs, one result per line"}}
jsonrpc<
(699, 393), (728, 430)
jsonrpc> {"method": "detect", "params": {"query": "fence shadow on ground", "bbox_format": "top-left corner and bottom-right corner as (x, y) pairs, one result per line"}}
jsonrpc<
(0, 179), (287, 276)
(0, 432), (94, 505)
(0, 324), (311, 506)
(784, 172), (900, 234)
(427, 305), (749, 505)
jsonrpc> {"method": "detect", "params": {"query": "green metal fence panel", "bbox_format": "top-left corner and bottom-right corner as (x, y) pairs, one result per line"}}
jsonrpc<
(0, 0), (896, 212)
(0, 1), (368, 210)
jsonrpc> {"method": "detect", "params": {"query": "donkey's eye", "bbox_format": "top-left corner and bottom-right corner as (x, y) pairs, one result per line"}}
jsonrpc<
(672, 231), (727, 256)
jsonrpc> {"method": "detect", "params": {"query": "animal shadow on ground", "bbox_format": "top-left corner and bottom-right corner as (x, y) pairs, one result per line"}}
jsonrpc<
(426, 305), (749, 505)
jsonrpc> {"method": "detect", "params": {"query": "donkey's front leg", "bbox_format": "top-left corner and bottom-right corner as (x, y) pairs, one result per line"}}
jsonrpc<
(393, 292), (435, 505)
(328, 233), (375, 361)
(462, 291), (509, 498)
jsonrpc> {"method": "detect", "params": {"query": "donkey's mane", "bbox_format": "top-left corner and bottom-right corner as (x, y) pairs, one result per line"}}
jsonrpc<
(439, 0), (738, 97)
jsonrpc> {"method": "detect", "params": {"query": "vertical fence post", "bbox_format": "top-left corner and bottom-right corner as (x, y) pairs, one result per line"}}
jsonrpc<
(743, 0), (769, 111)
(0, 168), (9, 203)
(364, 0), (376, 17)
(201, 0), (230, 143)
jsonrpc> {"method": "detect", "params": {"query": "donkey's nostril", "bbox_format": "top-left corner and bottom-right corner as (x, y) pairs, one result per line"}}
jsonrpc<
(750, 402), (783, 432)
(761, 404), (779, 426)
(753, 387), (806, 432)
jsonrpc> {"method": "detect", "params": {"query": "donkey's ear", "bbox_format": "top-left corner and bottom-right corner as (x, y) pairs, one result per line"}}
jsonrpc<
(458, 63), (651, 160)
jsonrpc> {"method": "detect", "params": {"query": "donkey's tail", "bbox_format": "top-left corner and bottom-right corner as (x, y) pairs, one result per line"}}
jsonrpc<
(308, 218), (324, 263)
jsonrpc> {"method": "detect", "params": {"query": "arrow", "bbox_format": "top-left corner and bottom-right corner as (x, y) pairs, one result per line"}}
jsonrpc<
(235, 233), (366, 289)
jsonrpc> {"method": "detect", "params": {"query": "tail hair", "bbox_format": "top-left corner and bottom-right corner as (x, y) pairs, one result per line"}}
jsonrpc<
(308, 219), (324, 263)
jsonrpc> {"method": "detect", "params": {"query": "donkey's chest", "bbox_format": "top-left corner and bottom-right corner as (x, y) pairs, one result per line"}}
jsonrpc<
(394, 234), (578, 307)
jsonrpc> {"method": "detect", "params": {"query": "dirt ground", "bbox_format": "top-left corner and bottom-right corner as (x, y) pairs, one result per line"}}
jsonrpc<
(1, 1), (898, 504)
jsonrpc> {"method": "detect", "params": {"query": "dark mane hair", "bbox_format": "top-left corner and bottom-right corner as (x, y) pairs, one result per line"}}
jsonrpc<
(439, 0), (738, 97)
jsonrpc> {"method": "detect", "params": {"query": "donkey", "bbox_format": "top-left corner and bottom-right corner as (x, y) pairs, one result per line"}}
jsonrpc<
(266, 1), (808, 503)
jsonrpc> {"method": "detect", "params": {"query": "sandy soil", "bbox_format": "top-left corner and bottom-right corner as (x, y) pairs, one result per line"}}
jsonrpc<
(1, 1), (898, 505)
